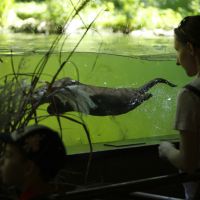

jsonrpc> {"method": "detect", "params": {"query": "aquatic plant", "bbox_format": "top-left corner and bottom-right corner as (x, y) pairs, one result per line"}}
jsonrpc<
(0, 0), (103, 184)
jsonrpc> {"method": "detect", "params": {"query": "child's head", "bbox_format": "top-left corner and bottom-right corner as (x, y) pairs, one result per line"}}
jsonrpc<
(0, 125), (66, 187)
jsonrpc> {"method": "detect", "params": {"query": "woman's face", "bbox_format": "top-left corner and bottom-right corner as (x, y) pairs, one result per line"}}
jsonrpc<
(0, 144), (28, 187)
(174, 35), (198, 76)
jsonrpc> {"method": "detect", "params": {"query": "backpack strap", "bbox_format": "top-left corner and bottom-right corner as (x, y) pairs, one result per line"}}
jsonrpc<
(184, 84), (200, 98)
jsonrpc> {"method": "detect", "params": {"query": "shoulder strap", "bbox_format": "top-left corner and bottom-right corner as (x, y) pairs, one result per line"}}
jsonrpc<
(184, 84), (200, 98)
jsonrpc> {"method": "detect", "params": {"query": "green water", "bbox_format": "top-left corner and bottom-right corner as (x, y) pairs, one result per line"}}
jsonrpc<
(0, 33), (192, 154)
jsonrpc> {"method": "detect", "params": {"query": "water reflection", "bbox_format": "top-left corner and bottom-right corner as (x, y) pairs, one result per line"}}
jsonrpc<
(0, 32), (175, 59)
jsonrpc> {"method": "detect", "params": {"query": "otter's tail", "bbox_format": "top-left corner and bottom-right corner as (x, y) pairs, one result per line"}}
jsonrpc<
(139, 78), (177, 93)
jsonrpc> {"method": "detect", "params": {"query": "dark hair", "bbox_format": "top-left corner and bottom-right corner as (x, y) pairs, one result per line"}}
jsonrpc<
(0, 125), (66, 181)
(174, 15), (200, 47)
(20, 128), (67, 181)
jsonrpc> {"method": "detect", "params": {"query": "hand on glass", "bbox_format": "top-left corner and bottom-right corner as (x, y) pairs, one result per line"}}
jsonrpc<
(158, 141), (176, 159)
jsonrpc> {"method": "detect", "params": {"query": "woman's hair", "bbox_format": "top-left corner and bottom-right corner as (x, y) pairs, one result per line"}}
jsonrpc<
(174, 15), (200, 47)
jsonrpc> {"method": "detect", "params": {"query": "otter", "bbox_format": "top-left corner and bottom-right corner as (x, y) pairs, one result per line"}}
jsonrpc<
(32, 77), (176, 116)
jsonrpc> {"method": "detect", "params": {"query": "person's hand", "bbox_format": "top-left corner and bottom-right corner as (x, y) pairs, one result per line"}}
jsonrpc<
(158, 141), (175, 159)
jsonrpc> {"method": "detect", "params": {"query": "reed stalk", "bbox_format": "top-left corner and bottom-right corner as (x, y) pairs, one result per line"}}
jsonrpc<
(0, 0), (103, 184)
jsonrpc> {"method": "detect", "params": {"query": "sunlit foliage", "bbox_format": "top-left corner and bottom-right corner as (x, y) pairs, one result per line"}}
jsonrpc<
(1, 0), (199, 33)
(0, 0), (14, 27)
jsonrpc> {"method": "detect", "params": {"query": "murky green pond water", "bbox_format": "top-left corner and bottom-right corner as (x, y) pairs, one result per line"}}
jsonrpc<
(0, 32), (191, 154)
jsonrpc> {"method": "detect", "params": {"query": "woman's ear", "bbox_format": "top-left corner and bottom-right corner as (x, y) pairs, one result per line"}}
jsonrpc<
(187, 42), (195, 56)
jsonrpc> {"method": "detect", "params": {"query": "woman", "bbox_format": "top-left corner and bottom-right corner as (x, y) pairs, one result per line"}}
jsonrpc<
(158, 15), (200, 200)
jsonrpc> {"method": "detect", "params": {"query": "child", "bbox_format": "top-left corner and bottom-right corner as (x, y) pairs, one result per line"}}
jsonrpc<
(158, 15), (200, 200)
(0, 124), (67, 200)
